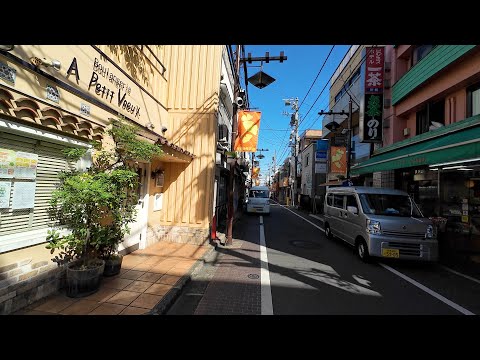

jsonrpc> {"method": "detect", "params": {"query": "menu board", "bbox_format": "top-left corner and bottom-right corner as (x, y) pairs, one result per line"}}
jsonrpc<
(0, 149), (38, 179)
(14, 152), (38, 179)
(0, 181), (12, 208)
(0, 148), (16, 178)
(12, 182), (36, 209)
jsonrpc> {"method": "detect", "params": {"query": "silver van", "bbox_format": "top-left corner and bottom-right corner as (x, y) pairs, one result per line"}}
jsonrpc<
(324, 186), (438, 262)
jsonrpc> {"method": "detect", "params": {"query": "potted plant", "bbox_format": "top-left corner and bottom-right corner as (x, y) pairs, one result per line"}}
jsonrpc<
(46, 117), (163, 296)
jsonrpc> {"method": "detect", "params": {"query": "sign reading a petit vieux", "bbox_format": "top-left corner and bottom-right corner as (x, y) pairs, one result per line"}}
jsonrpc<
(360, 47), (384, 143)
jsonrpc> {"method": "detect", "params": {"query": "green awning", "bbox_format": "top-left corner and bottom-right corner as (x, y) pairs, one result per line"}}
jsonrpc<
(351, 115), (480, 175)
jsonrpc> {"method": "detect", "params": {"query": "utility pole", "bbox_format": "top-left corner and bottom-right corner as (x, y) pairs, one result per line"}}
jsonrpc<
(283, 98), (299, 206)
(346, 97), (353, 180)
(319, 95), (353, 182)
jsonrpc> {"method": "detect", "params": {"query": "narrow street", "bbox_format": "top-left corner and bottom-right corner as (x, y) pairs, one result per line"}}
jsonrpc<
(168, 202), (480, 315)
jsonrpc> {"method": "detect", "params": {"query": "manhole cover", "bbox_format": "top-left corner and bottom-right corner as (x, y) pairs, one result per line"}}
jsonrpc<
(290, 240), (321, 249)
(248, 274), (259, 279)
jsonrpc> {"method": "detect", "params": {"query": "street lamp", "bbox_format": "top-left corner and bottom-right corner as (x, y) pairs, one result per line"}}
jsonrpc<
(319, 96), (353, 180)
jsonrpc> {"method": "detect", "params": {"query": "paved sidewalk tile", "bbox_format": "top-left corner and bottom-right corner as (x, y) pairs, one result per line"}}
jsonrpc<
(13, 240), (211, 315)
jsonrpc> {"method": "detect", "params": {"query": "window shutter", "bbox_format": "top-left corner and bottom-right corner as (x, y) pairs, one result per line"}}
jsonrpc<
(0, 131), (76, 236)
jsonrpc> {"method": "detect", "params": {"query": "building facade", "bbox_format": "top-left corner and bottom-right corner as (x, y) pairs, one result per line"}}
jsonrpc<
(0, 45), (226, 314)
(351, 45), (480, 266)
(298, 129), (325, 210)
(322, 45), (375, 185)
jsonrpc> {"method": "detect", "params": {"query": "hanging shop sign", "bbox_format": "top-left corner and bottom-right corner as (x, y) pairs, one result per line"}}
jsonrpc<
(359, 46), (385, 143)
(330, 146), (347, 174)
(315, 140), (328, 162)
(234, 111), (262, 152)
(315, 162), (327, 174)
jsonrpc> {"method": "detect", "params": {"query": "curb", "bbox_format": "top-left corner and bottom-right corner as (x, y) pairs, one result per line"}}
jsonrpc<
(149, 243), (218, 315)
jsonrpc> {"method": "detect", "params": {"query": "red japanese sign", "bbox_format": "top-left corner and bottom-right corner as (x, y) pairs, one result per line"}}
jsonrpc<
(365, 47), (385, 94)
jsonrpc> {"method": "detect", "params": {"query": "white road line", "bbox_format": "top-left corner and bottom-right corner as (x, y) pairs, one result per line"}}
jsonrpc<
(440, 265), (480, 285)
(380, 263), (475, 315)
(309, 214), (324, 222)
(276, 202), (325, 233)
(274, 201), (475, 315)
(259, 215), (273, 315)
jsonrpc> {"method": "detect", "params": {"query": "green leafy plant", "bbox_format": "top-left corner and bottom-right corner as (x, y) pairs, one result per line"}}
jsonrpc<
(47, 117), (163, 268)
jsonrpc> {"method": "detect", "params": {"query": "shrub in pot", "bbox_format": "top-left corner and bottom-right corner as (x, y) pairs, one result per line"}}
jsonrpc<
(46, 117), (163, 296)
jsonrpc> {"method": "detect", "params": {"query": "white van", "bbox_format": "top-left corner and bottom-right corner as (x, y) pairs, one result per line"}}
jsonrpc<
(324, 186), (438, 263)
(246, 186), (270, 215)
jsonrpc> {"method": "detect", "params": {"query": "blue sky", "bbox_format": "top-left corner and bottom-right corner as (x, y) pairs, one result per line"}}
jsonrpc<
(243, 45), (351, 183)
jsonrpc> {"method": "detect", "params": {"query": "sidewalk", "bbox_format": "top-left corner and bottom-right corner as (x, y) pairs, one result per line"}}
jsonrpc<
(193, 239), (262, 315)
(14, 241), (214, 315)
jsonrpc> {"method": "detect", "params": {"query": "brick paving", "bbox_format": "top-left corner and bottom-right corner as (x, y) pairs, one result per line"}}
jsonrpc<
(14, 241), (209, 315)
(194, 222), (263, 315)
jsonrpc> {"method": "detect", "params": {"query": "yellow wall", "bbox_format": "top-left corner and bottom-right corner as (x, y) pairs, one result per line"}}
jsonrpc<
(3, 45), (169, 131)
(147, 45), (222, 229)
(1, 45), (222, 256)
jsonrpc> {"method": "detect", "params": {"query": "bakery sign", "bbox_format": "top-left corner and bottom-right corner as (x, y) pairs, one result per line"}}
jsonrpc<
(66, 57), (142, 119)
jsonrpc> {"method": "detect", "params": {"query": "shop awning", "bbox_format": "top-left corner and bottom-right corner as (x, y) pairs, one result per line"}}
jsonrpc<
(351, 114), (480, 175)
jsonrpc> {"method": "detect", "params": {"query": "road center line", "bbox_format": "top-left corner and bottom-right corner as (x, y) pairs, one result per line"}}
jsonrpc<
(380, 263), (475, 315)
(259, 215), (273, 315)
(274, 202), (325, 233)
(273, 201), (475, 315)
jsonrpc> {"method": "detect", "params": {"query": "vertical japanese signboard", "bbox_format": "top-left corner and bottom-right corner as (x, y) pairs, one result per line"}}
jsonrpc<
(315, 140), (328, 174)
(359, 46), (384, 143)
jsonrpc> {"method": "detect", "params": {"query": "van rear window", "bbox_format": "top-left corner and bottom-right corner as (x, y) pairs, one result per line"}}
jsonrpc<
(249, 190), (269, 198)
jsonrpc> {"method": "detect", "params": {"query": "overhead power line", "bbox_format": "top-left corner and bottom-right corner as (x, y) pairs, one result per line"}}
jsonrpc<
(298, 45), (335, 111)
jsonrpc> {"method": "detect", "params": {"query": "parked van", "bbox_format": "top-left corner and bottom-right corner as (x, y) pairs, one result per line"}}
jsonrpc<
(246, 186), (270, 215)
(324, 186), (438, 262)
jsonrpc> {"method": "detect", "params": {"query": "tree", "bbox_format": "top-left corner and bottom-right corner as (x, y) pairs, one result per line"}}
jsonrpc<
(46, 117), (163, 269)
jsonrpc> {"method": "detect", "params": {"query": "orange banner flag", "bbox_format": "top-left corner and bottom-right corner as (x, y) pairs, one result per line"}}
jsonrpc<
(234, 111), (261, 152)
(330, 146), (347, 174)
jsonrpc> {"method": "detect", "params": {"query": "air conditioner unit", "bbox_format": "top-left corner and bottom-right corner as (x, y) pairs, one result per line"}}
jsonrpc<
(403, 127), (410, 136)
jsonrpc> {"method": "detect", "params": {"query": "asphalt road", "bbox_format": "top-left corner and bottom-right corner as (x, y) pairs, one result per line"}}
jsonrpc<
(168, 201), (480, 315)
(265, 202), (478, 315)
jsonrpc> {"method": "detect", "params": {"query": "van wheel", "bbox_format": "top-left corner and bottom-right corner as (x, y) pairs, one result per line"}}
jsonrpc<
(324, 223), (333, 239)
(356, 239), (371, 263)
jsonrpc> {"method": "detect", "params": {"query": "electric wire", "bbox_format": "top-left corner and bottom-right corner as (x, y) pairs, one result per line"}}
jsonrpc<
(298, 45), (335, 111)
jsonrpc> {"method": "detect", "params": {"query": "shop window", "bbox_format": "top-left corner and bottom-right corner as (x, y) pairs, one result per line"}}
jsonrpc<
(467, 83), (480, 117)
(416, 99), (445, 135)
